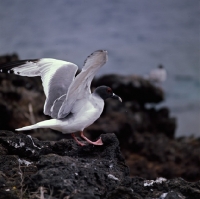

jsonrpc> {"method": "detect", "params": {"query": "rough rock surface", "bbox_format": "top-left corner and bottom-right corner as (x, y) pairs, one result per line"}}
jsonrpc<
(0, 131), (130, 198)
(0, 131), (200, 199)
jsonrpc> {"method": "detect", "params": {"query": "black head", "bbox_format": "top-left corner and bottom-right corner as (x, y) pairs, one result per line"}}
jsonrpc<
(93, 86), (122, 102)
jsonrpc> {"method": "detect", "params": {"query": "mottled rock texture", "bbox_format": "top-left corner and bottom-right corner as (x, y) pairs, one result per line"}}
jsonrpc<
(0, 131), (199, 199)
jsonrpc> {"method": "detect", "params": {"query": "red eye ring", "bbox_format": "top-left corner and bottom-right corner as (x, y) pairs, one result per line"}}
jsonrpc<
(107, 87), (112, 93)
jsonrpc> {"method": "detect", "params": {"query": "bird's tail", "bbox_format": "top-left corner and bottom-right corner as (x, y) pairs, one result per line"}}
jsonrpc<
(16, 124), (39, 131)
(16, 119), (59, 131)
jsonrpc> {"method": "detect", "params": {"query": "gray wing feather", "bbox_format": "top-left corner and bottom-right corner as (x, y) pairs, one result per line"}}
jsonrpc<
(50, 94), (67, 118)
(41, 61), (78, 116)
(58, 50), (108, 119)
(0, 58), (78, 118)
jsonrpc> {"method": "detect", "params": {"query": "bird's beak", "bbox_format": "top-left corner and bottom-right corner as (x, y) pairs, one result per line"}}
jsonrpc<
(112, 93), (122, 102)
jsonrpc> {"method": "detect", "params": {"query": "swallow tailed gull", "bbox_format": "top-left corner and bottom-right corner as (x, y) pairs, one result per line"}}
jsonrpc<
(148, 65), (167, 83)
(0, 50), (122, 146)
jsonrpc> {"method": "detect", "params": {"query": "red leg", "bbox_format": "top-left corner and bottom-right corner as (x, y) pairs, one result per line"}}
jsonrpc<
(71, 133), (85, 146)
(80, 131), (103, 145)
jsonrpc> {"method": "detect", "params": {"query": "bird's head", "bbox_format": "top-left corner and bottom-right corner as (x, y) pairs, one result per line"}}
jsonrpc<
(93, 86), (122, 102)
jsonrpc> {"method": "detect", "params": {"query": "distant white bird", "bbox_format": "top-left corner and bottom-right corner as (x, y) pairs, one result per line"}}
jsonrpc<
(0, 50), (122, 146)
(148, 65), (167, 83)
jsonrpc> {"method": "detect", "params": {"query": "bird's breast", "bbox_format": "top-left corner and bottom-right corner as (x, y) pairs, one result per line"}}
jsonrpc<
(73, 98), (103, 123)
(61, 97), (104, 133)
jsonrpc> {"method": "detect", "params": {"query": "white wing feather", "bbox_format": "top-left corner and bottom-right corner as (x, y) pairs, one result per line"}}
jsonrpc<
(0, 58), (78, 117)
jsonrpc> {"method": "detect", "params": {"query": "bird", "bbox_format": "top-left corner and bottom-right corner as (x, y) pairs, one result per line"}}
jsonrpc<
(148, 65), (167, 84)
(0, 50), (122, 146)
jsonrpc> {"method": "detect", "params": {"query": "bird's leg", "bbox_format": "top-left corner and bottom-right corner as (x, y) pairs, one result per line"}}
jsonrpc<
(80, 131), (103, 145)
(71, 133), (85, 146)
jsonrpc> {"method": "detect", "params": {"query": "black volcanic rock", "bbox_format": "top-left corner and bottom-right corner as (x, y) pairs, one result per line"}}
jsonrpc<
(0, 53), (18, 64)
(0, 131), (199, 199)
(92, 74), (164, 104)
(0, 131), (131, 198)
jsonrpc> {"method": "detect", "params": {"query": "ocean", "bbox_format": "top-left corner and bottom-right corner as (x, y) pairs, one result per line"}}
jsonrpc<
(0, 0), (199, 137)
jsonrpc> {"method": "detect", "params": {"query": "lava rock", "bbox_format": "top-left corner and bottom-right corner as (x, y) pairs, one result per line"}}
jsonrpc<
(0, 53), (18, 64)
(0, 131), (200, 199)
(92, 74), (164, 104)
(0, 131), (131, 198)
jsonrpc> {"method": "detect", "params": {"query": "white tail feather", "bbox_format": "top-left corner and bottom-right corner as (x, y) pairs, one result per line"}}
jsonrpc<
(16, 124), (39, 131)
(16, 119), (59, 132)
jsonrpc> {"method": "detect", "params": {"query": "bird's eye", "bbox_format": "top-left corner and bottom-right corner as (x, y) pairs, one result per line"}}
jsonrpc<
(107, 88), (112, 93)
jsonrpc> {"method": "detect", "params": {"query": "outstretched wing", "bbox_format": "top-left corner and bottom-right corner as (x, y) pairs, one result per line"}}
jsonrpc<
(58, 50), (108, 119)
(0, 58), (78, 117)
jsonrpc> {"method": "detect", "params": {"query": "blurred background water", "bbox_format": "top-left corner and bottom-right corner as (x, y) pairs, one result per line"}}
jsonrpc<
(0, 0), (199, 137)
